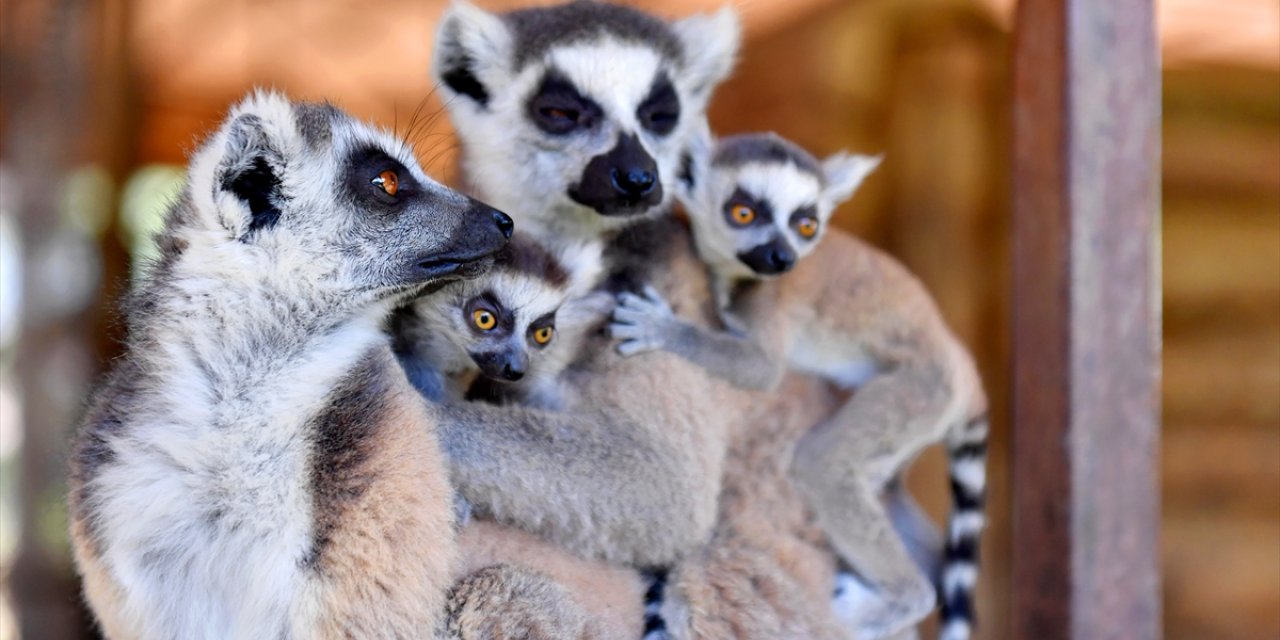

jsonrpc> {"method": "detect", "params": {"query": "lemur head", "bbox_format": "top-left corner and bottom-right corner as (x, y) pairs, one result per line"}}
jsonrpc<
(412, 232), (602, 382)
(173, 91), (513, 311)
(432, 0), (740, 238)
(678, 129), (881, 281)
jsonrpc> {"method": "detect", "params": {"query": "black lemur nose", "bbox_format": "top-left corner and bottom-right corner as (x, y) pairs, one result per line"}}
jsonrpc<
(491, 209), (514, 239)
(501, 363), (525, 381)
(612, 168), (657, 197)
(770, 250), (795, 273)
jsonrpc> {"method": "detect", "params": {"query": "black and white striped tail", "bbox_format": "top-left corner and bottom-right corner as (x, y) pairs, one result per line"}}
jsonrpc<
(939, 415), (988, 640)
(642, 569), (670, 640)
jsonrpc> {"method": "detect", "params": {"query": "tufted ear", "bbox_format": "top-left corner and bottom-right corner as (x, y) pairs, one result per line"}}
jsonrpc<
(191, 91), (298, 239)
(432, 0), (514, 108)
(671, 5), (740, 105)
(821, 152), (882, 208)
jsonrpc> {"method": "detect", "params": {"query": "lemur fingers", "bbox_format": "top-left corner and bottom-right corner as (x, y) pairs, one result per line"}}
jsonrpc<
(640, 284), (673, 311)
(607, 322), (651, 340)
(615, 337), (664, 357)
(610, 289), (679, 357)
(615, 290), (673, 321)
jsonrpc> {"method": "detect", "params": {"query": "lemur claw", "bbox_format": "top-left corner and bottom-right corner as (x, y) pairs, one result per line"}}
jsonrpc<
(609, 287), (678, 358)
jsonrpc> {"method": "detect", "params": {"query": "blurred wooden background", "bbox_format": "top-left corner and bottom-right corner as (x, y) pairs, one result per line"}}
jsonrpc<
(0, 0), (1276, 638)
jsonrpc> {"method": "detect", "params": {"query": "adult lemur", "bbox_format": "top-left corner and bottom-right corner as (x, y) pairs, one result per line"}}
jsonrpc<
(65, 92), (531, 637)
(425, 0), (757, 569)
(427, 2), (985, 639)
(611, 130), (988, 639)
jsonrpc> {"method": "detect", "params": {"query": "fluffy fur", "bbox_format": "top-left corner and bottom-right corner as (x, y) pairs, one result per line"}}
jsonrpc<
(434, 0), (739, 246)
(426, 3), (979, 640)
(63, 91), (579, 638)
(425, 0), (752, 568)
(394, 232), (606, 409)
(614, 131), (986, 638)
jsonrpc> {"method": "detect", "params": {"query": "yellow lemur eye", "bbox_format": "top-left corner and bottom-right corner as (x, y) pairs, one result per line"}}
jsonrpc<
(471, 309), (496, 331)
(533, 326), (555, 346)
(372, 169), (399, 196)
(730, 204), (755, 225)
(797, 217), (819, 238)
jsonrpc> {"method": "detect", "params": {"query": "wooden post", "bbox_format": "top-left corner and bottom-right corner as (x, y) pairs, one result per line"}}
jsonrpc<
(1012, 0), (1161, 638)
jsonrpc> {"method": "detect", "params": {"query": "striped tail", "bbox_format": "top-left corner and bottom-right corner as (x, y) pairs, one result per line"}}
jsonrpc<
(642, 569), (670, 640)
(939, 415), (988, 640)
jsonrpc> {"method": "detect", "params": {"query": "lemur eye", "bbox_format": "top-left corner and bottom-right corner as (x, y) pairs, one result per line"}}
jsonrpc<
(796, 217), (819, 238)
(730, 204), (756, 226)
(372, 170), (399, 196)
(471, 309), (497, 331)
(532, 326), (555, 346)
(542, 107), (577, 123)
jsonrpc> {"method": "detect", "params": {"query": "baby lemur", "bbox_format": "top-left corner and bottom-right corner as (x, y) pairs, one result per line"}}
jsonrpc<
(66, 92), (522, 637)
(393, 232), (606, 411)
(611, 131), (988, 640)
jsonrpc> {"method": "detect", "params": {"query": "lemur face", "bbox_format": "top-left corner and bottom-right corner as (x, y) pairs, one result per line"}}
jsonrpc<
(190, 92), (512, 307)
(411, 232), (601, 384)
(680, 132), (881, 281)
(431, 271), (563, 382)
(433, 1), (739, 236)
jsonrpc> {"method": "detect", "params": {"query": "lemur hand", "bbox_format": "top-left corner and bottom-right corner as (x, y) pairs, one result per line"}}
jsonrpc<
(609, 285), (679, 357)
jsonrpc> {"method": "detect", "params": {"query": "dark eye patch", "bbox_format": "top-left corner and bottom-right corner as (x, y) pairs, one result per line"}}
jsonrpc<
(789, 205), (821, 240)
(344, 146), (422, 213)
(527, 71), (603, 135)
(465, 291), (515, 336)
(527, 311), (557, 348)
(530, 312), (556, 331)
(722, 187), (773, 227)
(637, 73), (680, 136)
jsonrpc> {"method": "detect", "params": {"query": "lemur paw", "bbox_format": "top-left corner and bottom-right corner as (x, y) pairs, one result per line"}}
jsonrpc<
(609, 286), (676, 357)
(833, 573), (928, 639)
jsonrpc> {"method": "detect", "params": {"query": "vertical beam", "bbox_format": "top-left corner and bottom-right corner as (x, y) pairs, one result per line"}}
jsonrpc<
(1012, 0), (1161, 638)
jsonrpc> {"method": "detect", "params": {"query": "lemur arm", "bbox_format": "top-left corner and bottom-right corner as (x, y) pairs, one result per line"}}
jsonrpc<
(397, 351), (451, 403)
(433, 397), (719, 568)
(609, 285), (787, 391)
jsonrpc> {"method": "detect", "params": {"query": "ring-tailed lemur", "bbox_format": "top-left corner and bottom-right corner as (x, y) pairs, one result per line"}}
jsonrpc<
(393, 232), (607, 411)
(428, 4), (937, 638)
(422, 0), (755, 569)
(65, 91), (517, 638)
(609, 129), (988, 639)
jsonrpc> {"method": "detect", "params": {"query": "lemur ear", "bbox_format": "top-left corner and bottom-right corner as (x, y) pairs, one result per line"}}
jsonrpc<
(193, 91), (297, 238)
(676, 120), (714, 207)
(432, 0), (513, 108)
(821, 152), (882, 207)
(672, 6), (740, 104)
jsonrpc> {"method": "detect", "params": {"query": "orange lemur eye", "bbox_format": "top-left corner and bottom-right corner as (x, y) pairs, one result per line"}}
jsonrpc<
(372, 170), (399, 196)
(532, 326), (555, 346)
(730, 204), (756, 225)
(796, 217), (819, 238)
(471, 309), (496, 331)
